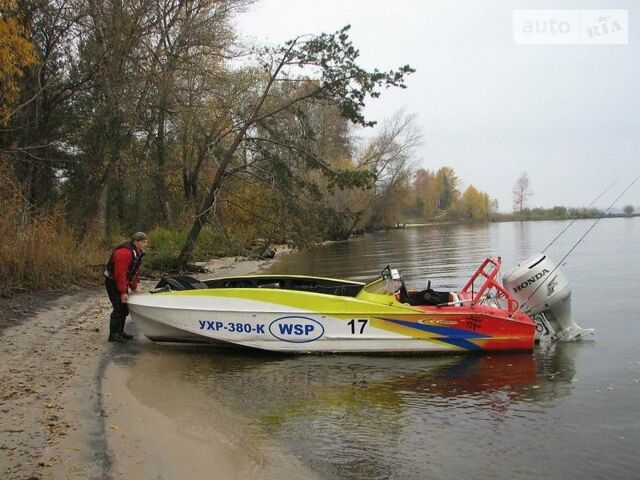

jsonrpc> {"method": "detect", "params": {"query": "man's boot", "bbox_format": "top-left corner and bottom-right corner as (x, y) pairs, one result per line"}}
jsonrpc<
(120, 329), (134, 340)
(108, 332), (126, 343)
(109, 316), (126, 343)
(118, 316), (133, 339)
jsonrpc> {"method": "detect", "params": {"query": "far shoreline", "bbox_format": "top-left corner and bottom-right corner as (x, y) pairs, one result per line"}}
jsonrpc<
(403, 212), (639, 229)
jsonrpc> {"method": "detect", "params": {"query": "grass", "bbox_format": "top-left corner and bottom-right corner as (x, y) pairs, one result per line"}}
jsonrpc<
(143, 226), (246, 273)
(0, 171), (263, 295)
(0, 201), (105, 296)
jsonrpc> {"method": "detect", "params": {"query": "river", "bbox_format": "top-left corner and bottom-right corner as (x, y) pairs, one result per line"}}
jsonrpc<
(128, 218), (640, 479)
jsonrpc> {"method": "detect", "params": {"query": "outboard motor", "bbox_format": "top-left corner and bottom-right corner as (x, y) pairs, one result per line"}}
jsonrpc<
(503, 254), (594, 342)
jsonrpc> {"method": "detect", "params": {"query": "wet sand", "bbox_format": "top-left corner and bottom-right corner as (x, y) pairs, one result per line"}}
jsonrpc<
(0, 254), (315, 479)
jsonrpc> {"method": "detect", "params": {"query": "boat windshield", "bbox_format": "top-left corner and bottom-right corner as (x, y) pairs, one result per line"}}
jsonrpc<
(362, 266), (403, 296)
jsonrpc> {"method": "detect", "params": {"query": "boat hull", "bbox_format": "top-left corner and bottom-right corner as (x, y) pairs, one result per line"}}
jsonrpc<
(128, 289), (535, 353)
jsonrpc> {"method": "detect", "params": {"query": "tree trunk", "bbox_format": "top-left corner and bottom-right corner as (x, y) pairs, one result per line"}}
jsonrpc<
(178, 166), (224, 266)
(177, 50), (290, 265)
(154, 105), (172, 224)
(134, 172), (143, 231)
(98, 181), (110, 243)
(178, 127), (250, 265)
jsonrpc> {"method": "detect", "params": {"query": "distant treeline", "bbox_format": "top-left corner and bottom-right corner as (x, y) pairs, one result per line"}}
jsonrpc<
(498, 206), (603, 221)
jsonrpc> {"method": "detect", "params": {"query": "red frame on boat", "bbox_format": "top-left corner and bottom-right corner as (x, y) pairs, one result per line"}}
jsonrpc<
(460, 257), (519, 313)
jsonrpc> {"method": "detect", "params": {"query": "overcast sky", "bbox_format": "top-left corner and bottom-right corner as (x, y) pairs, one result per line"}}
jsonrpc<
(235, 0), (639, 211)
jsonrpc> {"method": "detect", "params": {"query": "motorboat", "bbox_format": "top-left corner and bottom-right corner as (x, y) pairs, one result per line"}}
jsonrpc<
(127, 256), (592, 354)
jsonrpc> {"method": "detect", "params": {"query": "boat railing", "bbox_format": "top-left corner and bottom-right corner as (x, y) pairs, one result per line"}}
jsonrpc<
(460, 257), (519, 313)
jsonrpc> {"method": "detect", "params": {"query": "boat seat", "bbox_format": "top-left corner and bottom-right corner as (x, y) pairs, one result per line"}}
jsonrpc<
(449, 292), (461, 306)
(404, 288), (450, 306)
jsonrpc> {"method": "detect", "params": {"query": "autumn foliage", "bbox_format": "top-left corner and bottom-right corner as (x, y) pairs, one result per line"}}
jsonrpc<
(0, 0), (36, 124)
(0, 0), (497, 293)
(409, 167), (493, 222)
(0, 160), (104, 295)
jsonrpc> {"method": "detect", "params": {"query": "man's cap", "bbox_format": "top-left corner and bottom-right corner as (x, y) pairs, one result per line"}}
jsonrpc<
(132, 232), (148, 241)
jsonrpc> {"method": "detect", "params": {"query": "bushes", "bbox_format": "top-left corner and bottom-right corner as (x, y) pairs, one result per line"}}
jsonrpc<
(0, 194), (265, 295)
(0, 200), (105, 296)
(142, 226), (244, 273)
(0, 162), (274, 295)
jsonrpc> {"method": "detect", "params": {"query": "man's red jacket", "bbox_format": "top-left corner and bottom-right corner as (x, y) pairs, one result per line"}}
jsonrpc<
(111, 247), (142, 295)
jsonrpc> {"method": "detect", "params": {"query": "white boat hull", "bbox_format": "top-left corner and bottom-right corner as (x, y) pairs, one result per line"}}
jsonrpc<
(129, 295), (464, 353)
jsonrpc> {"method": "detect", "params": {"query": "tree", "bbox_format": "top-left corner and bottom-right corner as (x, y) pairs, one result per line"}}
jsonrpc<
(434, 166), (459, 212)
(72, 0), (157, 240)
(66, 0), (246, 240)
(356, 110), (422, 228)
(2, 3), (423, 262)
(1, 0), (97, 215)
(623, 204), (635, 216)
(512, 172), (532, 217)
(139, 0), (245, 225)
(0, 0), (37, 124)
(357, 109), (421, 194)
(459, 184), (490, 220)
(413, 168), (437, 219)
(294, 104), (364, 240)
(490, 198), (499, 216)
(177, 26), (414, 265)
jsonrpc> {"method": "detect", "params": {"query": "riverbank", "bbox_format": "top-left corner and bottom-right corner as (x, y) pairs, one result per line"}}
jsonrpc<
(0, 252), (315, 479)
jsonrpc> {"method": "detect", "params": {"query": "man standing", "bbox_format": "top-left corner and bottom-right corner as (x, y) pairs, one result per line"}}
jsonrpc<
(104, 232), (148, 343)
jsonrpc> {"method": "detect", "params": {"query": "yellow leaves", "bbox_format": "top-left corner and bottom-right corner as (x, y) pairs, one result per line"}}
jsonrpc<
(222, 183), (280, 243)
(333, 155), (356, 170)
(412, 168), (492, 221)
(460, 184), (491, 220)
(0, 5), (37, 124)
(414, 168), (438, 216)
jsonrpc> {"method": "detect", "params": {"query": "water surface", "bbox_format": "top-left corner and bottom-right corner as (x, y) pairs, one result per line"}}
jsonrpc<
(131, 219), (640, 479)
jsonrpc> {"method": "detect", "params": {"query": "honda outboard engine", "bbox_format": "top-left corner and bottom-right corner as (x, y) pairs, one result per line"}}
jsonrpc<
(503, 254), (594, 342)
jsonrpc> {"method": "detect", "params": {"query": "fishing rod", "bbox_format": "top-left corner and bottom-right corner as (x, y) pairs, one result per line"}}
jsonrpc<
(541, 180), (617, 253)
(512, 174), (640, 316)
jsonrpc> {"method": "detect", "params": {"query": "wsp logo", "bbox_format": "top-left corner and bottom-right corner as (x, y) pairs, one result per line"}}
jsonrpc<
(269, 316), (324, 343)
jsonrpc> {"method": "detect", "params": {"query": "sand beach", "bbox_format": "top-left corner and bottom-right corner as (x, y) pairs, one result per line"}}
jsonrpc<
(0, 254), (315, 480)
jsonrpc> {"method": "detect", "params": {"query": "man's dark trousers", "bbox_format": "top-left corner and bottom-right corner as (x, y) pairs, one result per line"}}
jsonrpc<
(105, 277), (128, 337)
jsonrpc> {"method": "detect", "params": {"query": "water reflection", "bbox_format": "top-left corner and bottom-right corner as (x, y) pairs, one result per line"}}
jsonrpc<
(186, 346), (578, 416)
(126, 342), (580, 480)
(512, 221), (535, 259)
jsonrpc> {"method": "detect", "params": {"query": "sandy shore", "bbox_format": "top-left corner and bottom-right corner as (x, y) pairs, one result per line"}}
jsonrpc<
(0, 253), (316, 479)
